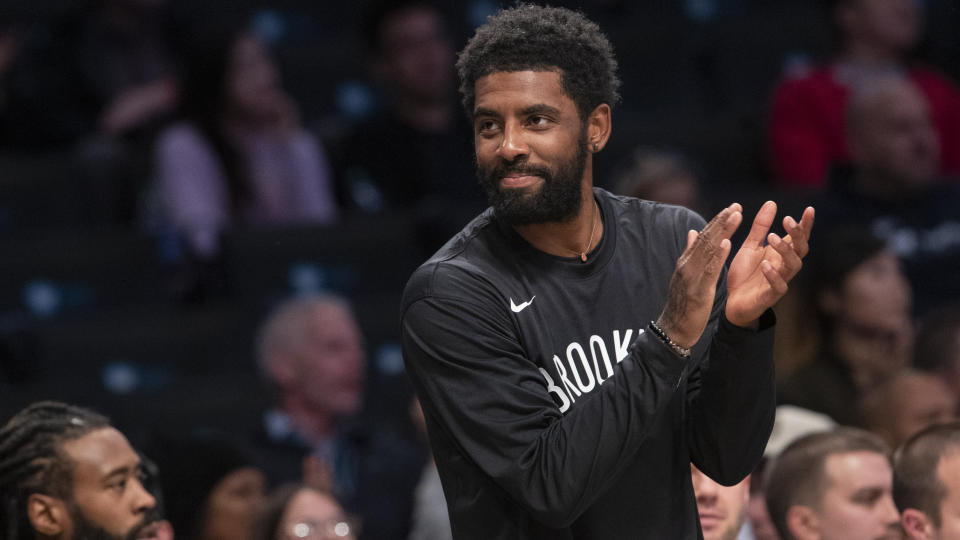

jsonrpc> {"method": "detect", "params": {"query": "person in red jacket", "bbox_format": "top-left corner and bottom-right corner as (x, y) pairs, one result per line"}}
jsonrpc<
(768, 0), (960, 188)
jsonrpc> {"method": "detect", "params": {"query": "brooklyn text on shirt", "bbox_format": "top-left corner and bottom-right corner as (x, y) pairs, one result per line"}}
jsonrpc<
(538, 327), (647, 413)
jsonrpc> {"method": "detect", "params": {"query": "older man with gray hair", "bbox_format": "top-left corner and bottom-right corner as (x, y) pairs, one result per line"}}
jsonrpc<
(253, 293), (425, 540)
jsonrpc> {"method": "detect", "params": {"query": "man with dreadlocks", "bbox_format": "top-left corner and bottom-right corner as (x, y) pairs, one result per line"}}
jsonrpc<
(400, 4), (815, 539)
(0, 401), (166, 540)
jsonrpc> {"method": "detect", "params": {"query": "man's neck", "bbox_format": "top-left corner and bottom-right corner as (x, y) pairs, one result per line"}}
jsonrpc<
(513, 183), (603, 260)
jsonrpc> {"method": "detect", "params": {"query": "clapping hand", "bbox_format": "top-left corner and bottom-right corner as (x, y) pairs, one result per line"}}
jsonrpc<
(725, 201), (814, 327)
(656, 202), (814, 349)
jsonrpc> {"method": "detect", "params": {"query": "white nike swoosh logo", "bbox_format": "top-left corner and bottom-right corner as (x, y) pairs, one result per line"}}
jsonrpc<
(510, 296), (536, 313)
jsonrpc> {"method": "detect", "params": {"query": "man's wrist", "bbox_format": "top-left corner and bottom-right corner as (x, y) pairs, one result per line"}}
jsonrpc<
(648, 320), (692, 358)
(727, 316), (760, 330)
(722, 308), (776, 334)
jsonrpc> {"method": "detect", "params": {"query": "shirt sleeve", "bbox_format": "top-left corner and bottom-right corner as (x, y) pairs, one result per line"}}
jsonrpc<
(402, 279), (692, 527)
(686, 308), (777, 485)
(679, 203), (776, 486)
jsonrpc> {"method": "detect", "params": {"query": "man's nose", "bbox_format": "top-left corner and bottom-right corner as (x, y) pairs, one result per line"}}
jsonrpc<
(132, 478), (157, 513)
(496, 122), (528, 161)
(879, 494), (900, 525)
(692, 473), (719, 501)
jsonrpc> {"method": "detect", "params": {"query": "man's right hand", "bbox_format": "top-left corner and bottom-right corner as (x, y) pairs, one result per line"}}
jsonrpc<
(656, 203), (743, 349)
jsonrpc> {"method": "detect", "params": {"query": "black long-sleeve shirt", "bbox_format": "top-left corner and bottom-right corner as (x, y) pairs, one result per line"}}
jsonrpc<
(401, 188), (775, 539)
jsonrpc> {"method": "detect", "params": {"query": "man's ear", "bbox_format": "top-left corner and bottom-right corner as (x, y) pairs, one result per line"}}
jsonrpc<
(786, 504), (822, 540)
(586, 103), (612, 153)
(901, 508), (934, 540)
(27, 493), (68, 536)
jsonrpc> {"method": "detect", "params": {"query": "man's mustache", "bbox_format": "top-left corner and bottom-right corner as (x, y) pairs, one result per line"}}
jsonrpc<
(126, 508), (163, 540)
(485, 161), (552, 182)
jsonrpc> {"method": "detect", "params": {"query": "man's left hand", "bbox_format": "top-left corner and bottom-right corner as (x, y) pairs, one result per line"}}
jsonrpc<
(725, 201), (814, 327)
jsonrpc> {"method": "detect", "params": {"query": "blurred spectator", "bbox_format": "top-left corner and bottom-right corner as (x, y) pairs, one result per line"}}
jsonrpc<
(764, 428), (901, 540)
(843, 76), (939, 199)
(254, 295), (365, 484)
(691, 463), (751, 540)
(914, 304), (960, 398)
(779, 230), (914, 426)
(255, 484), (358, 540)
(767, 0), (960, 188)
(860, 369), (957, 449)
(746, 405), (837, 540)
(893, 422), (960, 540)
(816, 75), (960, 315)
(154, 18), (338, 260)
(0, 401), (169, 539)
(0, 0), (177, 148)
(253, 294), (425, 540)
(746, 463), (779, 540)
(145, 431), (266, 540)
(333, 0), (484, 250)
(610, 146), (704, 213)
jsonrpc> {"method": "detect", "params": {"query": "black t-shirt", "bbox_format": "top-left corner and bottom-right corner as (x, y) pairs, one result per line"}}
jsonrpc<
(401, 188), (776, 539)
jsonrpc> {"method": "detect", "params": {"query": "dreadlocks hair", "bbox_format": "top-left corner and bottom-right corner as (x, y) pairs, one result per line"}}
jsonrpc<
(0, 401), (110, 539)
(456, 4), (621, 121)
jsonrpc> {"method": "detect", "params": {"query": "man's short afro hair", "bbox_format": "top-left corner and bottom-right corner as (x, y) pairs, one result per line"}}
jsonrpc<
(456, 4), (621, 120)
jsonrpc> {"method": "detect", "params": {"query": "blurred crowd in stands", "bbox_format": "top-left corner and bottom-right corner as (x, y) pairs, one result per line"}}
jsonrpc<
(1, 0), (960, 538)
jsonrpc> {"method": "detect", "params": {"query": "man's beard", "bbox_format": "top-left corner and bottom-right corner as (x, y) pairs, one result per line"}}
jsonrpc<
(69, 504), (160, 540)
(477, 131), (589, 226)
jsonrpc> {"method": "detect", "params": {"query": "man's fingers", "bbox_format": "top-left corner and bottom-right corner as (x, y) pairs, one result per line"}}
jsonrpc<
(711, 238), (733, 278)
(782, 206), (815, 258)
(782, 216), (808, 260)
(760, 260), (789, 297)
(686, 206), (741, 270)
(767, 233), (802, 281)
(723, 208), (743, 238)
(800, 206), (815, 228)
(699, 204), (742, 247)
(743, 201), (777, 249)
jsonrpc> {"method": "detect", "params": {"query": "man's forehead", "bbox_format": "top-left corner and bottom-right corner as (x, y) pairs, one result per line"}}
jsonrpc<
(824, 450), (891, 490)
(936, 450), (960, 484)
(61, 427), (139, 477)
(307, 304), (359, 333)
(474, 70), (569, 110)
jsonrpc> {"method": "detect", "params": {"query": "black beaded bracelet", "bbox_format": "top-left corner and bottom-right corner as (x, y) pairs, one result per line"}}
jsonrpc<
(648, 321), (692, 358)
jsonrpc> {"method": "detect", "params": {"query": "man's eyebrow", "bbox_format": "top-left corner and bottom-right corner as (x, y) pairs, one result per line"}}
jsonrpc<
(473, 104), (561, 119)
(519, 104), (560, 116)
(850, 486), (886, 502)
(102, 461), (140, 481)
(473, 107), (499, 119)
